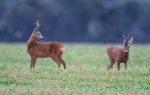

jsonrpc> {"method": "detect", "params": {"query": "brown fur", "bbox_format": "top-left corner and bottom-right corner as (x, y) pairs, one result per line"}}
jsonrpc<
(107, 36), (133, 70)
(107, 46), (129, 70)
(27, 21), (66, 69)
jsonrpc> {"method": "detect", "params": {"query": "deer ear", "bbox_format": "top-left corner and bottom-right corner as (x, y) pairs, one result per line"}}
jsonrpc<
(34, 27), (39, 32)
(123, 40), (125, 43)
(33, 28), (39, 34)
(129, 37), (133, 44)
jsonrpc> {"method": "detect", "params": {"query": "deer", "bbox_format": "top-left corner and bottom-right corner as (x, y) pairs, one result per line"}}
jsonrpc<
(27, 20), (66, 69)
(107, 34), (133, 71)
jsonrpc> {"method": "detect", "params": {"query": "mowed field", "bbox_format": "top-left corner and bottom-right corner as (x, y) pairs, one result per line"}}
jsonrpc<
(0, 43), (150, 95)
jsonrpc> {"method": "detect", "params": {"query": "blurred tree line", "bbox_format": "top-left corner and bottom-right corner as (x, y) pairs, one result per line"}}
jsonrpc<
(0, 0), (150, 43)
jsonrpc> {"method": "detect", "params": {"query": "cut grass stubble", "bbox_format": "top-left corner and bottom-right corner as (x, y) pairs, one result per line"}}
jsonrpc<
(0, 43), (150, 94)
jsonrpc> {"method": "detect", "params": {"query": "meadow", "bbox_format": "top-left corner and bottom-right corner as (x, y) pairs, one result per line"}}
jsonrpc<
(0, 43), (150, 95)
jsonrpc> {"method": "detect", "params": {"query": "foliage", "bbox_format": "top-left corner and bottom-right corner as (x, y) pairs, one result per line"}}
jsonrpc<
(0, 43), (150, 94)
(0, 0), (150, 43)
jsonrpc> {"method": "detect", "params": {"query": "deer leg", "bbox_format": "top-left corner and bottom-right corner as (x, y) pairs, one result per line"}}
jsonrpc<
(107, 52), (115, 70)
(107, 58), (111, 70)
(32, 56), (37, 68)
(124, 62), (127, 70)
(50, 54), (61, 68)
(107, 58), (115, 70)
(30, 56), (34, 68)
(30, 56), (37, 68)
(58, 54), (66, 69)
(110, 60), (115, 69)
(117, 61), (120, 70)
(60, 59), (66, 69)
(108, 62), (113, 70)
(107, 63), (111, 70)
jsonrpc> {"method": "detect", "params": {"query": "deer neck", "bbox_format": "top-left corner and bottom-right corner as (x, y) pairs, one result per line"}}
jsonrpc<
(123, 52), (129, 60)
(27, 34), (36, 49)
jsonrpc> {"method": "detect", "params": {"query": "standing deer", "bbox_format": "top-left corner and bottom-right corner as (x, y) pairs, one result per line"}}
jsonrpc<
(107, 34), (133, 70)
(27, 20), (66, 69)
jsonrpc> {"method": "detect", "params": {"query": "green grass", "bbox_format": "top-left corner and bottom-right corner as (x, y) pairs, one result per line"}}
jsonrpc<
(0, 43), (150, 95)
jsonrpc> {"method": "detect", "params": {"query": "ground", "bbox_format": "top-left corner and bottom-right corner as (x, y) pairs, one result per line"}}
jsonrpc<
(0, 43), (149, 95)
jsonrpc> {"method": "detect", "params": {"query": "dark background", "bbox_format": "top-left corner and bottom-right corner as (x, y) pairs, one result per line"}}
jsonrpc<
(0, 0), (150, 43)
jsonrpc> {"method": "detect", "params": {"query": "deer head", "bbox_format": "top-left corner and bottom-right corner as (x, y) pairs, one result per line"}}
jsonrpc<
(123, 34), (133, 54)
(33, 20), (44, 40)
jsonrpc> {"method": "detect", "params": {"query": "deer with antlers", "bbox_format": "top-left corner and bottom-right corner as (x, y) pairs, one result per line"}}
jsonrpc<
(107, 34), (133, 70)
(27, 21), (66, 69)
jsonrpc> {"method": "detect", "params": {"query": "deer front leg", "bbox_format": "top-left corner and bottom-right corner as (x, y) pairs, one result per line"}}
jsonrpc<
(32, 56), (37, 68)
(30, 56), (37, 68)
(30, 56), (33, 68)
(124, 62), (127, 70)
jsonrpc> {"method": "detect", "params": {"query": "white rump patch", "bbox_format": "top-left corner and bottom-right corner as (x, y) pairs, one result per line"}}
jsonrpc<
(60, 47), (64, 51)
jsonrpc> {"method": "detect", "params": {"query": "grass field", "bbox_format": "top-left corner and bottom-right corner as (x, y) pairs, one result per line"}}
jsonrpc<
(0, 43), (150, 95)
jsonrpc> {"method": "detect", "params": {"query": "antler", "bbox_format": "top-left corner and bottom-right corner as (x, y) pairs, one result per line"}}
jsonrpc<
(35, 20), (40, 27)
(34, 20), (40, 32)
(127, 34), (129, 40)
(123, 34), (126, 40)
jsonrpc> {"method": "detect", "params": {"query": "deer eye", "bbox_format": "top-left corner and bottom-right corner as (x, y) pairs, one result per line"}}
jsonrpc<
(38, 33), (40, 35)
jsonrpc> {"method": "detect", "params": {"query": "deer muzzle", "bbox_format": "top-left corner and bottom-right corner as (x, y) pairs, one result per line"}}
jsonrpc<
(41, 38), (44, 41)
(124, 52), (128, 54)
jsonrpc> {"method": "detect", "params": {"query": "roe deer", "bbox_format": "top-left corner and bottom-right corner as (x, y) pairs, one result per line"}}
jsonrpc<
(107, 34), (133, 70)
(27, 20), (66, 69)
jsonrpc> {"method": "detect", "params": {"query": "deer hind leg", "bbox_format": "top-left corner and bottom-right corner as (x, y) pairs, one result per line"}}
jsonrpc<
(58, 52), (66, 69)
(107, 53), (115, 70)
(107, 62), (112, 70)
(107, 64), (111, 70)
(110, 60), (115, 69)
(107, 59), (115, 70)
(107, 57), (112, 70)
(30, 56), (37, 68)
(50, 54), (62, 68)
(117, 61), (121, 70)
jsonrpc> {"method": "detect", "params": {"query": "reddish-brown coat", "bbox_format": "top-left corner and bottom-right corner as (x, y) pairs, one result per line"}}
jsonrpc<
(107, 36), (133, 70)
(107, 46), (129, 70)
(27, 21), (66, 69)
